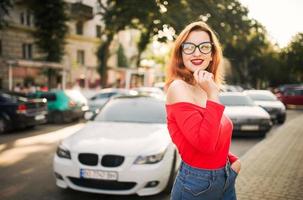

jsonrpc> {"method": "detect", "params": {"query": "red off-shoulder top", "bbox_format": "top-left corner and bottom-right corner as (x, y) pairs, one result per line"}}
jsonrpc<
(166, 100), (238, 169)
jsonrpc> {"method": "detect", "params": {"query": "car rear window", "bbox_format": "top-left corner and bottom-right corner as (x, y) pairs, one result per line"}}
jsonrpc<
(94, 97), (166, 124)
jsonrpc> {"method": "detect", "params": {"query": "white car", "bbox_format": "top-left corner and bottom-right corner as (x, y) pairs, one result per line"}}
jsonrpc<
(244, 90), (286, 124)
(219, 92), (272, 137)
(53, 95), (179, 196)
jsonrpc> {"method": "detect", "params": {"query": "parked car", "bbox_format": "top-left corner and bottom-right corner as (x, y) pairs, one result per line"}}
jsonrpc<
(29, 89), (88, 123)
(87, 88), (137, 113)
(244, 90), (286, 124)
(53, 94), (179, 196)
(0, 91), (47, 134)
(275, 86), (303, 107)
(220, 85), (244, 92)
(219, 92), (272, 137)
(133, 87), (165, 97)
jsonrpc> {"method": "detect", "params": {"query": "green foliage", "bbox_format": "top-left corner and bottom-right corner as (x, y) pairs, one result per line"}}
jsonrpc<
(26, 0), (68, 89)
(117, 44), (129, 68)
(282, 33), (303, 83)
(0, 0), (12, 29)
(96, 0), (297, 88)
(28, 0), (68, 62)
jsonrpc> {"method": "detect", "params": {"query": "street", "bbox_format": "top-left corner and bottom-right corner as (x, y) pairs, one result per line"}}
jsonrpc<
(0, 110), (302, 200)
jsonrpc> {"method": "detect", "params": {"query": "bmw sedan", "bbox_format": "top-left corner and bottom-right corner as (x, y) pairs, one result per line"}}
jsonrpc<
(244, 90), (286, 124)
(53, 95), (179, 196)
(219, 92), (272, 137)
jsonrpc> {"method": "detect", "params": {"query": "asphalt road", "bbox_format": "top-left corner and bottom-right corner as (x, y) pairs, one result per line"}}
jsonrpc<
(0, 109), (301, 200)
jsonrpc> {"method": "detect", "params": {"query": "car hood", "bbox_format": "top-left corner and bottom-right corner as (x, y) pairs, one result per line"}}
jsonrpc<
(254, 101), (285, 109)
(224, 106), (270, 119)
(62, 121), (171, 156)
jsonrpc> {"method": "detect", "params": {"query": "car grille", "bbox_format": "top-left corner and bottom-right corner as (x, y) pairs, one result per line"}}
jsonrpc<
(101, 155), (124, 167)
(78, 153), (98, 166)
(78, 154), (124, 167)
(68, 177), (136, 190)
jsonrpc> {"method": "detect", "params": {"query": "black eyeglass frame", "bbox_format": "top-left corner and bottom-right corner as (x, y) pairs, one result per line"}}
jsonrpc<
(181, 41), (214, 55)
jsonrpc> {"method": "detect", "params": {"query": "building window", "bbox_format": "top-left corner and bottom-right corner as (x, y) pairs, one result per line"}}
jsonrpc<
(96, 25), (101, 38)
(77, 50), (85, 65)
(22, 43), (32, 59)
(20, 12), (25, 25)
(76, 21), (83, 35)
(0, 40), (2, 56)
(20, 10), (33, 26)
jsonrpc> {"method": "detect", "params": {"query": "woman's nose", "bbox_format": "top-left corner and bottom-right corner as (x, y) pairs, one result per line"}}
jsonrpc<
(193, 47), (202, 56)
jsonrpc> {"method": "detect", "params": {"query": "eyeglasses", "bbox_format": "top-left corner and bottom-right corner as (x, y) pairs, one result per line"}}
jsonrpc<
(181, 42), (213, 55)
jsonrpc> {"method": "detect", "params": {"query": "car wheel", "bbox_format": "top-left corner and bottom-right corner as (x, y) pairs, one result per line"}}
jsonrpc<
(277, 116), (286, 124)
(0, 118), (6, 134)
(258, 131), (266, 138)
(163, 151), (177, 194)
(53, 112), (64, 124)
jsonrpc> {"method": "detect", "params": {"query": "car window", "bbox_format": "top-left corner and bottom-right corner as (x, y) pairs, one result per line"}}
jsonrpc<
(96, 93), (110, 99)
(219, 95), (255, 106)
(0, 93), (18, 103)
(94, 97), (166, 124)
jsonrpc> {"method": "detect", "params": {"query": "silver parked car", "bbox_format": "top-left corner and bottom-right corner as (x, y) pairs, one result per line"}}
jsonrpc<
(219, 92), (272, 137)
(87, 88), (137, 113)
(244, 90), (286, 124)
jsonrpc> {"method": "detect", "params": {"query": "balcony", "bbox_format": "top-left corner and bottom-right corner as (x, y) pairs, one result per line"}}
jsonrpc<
(68, 2), (93, 21)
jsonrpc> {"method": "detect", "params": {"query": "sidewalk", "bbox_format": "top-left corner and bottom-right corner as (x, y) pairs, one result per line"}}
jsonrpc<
(236, 112), (303, 200)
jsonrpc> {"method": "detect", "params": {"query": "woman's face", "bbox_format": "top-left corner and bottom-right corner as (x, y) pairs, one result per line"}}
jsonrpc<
(181, 30), (213, 73)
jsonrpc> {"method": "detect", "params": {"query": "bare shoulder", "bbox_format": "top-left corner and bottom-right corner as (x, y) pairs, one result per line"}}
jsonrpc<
(166, 79), (193, 104)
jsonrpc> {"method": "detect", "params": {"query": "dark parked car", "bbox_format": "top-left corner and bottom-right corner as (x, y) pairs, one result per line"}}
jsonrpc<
(275, 86), (303, 107)
(244, 90), (286, 124)
(0, 91), (47, 134)
(219, 92), (272, 137)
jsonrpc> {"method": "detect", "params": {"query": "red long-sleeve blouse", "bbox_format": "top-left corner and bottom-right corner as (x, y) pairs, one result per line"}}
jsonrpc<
(166, 100), (238, 169)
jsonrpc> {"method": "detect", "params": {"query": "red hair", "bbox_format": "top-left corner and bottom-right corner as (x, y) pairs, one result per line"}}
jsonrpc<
(166, 21), (224, 87)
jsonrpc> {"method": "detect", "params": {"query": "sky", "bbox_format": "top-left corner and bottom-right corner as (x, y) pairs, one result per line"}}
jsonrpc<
(239, 0), (303, 48)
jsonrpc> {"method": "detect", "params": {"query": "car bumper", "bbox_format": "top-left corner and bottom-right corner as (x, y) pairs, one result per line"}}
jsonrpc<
(53, 148), (175, 196)
(13, 112), (47, 128)
(232, 122), (272, 136)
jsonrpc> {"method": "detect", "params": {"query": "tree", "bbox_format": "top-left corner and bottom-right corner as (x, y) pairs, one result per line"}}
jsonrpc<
(117, 44), (128, 68)
(96, 0), (164, 87)
(28, 0), (68, 88)
(0, 0), (12, 29)
(282, 33), (303, 83)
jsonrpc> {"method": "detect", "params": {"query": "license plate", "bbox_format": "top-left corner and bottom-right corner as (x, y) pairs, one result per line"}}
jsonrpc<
(35, 114), (45, 120)
(241, 125), (259, 131)
(80, 169), (118, 180)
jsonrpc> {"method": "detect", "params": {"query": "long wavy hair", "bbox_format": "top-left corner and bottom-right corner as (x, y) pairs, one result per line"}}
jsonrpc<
(165, 21), (224, 87)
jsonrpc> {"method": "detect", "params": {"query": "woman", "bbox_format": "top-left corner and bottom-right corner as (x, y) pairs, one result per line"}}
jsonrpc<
(166, 21), (241, 200)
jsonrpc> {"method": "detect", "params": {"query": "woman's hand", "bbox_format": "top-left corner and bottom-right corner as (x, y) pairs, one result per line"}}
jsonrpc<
(193, 69), (219, 101)
(231, 160), (241, 174)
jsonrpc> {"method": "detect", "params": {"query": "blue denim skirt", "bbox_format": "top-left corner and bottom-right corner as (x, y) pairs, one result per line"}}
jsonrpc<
(170, 161), (237, 200)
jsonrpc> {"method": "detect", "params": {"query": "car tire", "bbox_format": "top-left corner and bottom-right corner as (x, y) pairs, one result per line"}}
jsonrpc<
(258, 131), (266, 138)
(163, 151), (177, 194)
(53, 112), (64, 124)
(277, 116), (286, 124)
(0, 118), (6, 134)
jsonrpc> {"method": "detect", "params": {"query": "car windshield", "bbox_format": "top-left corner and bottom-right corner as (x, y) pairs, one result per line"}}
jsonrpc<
(247, 92), (277, 101)
(94, 97), (166, 124)
(219, 95), (255, 106)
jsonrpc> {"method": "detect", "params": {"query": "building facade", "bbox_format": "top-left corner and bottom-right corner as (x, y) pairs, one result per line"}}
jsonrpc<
(0, 0), (102, 90)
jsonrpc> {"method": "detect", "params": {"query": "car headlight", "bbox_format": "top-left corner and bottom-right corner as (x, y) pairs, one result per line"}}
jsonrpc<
(134, 151), (166, 164)
(56, 145), (71, 159)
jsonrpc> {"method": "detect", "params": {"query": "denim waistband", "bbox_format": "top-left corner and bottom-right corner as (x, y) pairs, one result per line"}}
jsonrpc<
(179, 161), (230, 177)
